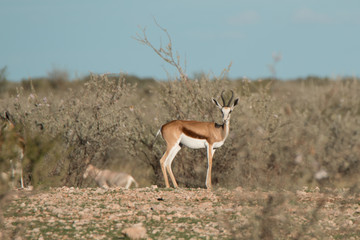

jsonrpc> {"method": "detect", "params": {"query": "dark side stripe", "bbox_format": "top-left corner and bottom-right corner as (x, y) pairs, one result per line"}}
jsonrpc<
(182, 127), (207, 139)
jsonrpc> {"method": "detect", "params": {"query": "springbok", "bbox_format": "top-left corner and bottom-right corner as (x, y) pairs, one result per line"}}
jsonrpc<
(83, 164), (139, 189)
(0, 111), (25, 189)
(157, 90), (239, 189)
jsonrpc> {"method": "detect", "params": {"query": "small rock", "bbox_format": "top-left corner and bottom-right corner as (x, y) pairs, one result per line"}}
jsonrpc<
(122, 223), (147, 239)
(296, 190), (307, 197)
(198, 202), (212, 209)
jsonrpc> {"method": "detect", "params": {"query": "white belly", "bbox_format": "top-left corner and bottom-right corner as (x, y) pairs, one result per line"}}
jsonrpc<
(213, 140), (225, 149)
(180, 134), (207, 149)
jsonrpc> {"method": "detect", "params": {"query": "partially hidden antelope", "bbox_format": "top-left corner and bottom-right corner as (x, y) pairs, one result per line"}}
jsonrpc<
(157, 90), (239, 189)
(0, 111), (25, 189)
(83, 164), (139, 189)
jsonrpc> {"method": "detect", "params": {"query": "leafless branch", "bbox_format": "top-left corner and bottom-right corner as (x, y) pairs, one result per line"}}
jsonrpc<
(134, 19), (187, 82)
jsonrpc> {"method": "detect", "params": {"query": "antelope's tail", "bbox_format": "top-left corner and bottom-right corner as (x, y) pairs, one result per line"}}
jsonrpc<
(155, 128), (162, 138)
(152, 127), (162, 147)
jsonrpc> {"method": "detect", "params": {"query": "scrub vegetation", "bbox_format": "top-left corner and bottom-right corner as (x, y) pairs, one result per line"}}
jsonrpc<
(1, 27), (359, 238)
(1, 69), (359, 191)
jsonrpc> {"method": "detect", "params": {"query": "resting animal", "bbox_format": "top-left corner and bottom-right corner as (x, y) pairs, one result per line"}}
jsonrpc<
(83, 164), (138, 189)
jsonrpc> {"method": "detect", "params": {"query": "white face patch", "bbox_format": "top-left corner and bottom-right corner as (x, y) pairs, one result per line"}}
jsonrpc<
(180, 133), (207, 149)
(221, 107), (232, 122)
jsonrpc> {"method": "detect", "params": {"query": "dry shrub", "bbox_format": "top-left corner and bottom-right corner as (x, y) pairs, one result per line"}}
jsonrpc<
(0, 70), (359, 192)
(1, 74), (141, 188)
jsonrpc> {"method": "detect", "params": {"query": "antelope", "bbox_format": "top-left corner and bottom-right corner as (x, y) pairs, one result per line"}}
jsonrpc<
(83, 164), (139, 189)
(157, 90), (239, 189)
(0, 111), (25, 189)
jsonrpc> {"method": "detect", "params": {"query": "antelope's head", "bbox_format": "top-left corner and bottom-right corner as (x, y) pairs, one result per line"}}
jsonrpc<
(83, 164), (94, 179)
(212, 90), (239, 123)
(0, 111), (15, 132)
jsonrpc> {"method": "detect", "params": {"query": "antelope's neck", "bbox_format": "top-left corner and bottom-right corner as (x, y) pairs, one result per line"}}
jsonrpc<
(221, 119), (230, 140)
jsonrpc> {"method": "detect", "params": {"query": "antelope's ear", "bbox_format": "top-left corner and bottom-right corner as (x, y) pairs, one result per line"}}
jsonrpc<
(212, 98), (222, 109)
(232, 98), (239, 108)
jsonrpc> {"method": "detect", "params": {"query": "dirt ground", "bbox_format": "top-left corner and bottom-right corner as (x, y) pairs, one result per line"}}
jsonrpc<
(1, 186), (359, 239)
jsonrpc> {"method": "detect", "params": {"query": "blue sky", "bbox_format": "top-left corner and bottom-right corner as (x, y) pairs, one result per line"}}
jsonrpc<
(1, 1), (359, 81)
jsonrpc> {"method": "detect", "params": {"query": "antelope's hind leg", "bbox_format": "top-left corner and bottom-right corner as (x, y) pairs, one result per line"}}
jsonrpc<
(19, 152), (24, 188)
(165, 144), (181, 188)
(159, 149), (171, 188)
(125, 176), (133, 189)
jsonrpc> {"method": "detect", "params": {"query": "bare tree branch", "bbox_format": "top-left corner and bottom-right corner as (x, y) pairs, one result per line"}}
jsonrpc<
(133, 19), (187, 82)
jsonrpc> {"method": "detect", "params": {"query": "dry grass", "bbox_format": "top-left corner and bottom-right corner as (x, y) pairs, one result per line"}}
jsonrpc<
(2, 187), (359, 239)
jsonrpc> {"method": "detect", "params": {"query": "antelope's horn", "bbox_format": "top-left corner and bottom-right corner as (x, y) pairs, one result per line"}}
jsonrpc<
(227, 90), (234, 107)
(221, 90), (226, 106)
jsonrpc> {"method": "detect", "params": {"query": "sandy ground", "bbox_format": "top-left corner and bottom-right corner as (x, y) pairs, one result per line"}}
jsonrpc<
(1, 186), (359, 239)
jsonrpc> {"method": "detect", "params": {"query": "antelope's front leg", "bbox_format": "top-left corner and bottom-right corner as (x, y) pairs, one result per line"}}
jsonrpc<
(205, 145), (214, 189)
